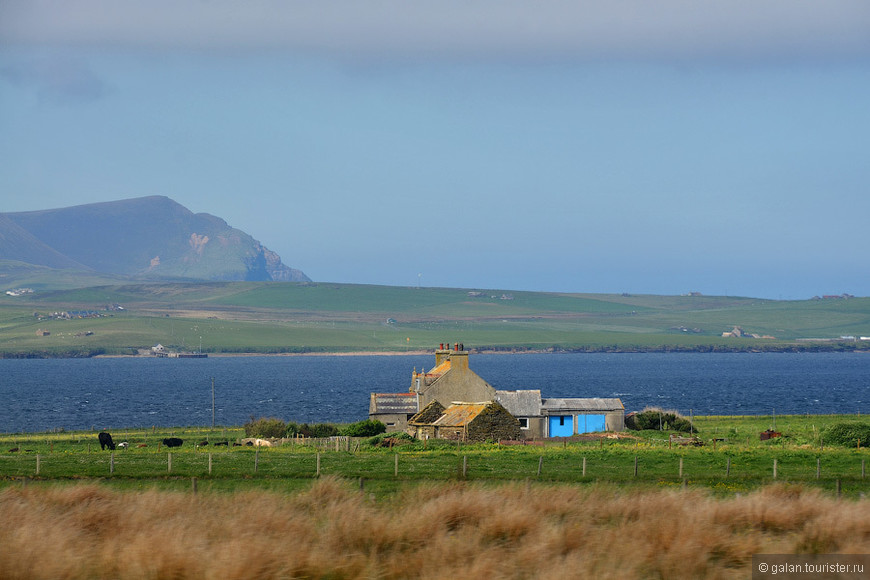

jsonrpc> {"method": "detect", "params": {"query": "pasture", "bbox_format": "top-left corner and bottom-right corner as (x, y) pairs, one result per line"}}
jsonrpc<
(1, 416), (868, 578)
(1, 415), (868, 498)
(1, 281), (869, 356)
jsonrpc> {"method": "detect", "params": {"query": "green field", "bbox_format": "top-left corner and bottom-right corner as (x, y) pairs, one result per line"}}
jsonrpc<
(1, 281), (869, 356)
(2, 415), (868, 498)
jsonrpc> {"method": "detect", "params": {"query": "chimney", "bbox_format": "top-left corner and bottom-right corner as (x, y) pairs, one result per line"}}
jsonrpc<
(450, 349), (469, 372)
(435, 344), (451, 366)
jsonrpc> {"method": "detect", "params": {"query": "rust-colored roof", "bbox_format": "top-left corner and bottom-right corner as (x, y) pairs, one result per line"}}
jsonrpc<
(431, 402), (489, 427)
(424, 359), (451, 377)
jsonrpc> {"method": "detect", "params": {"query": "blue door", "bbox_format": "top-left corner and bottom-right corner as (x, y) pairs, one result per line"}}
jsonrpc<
(549, 415), (574, 437)
(579, 414), (606, 433)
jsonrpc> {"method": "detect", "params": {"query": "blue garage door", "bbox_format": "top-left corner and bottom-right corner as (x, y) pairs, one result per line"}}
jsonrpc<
(579, 414), (606, 433)
(549, 415), (574, 437)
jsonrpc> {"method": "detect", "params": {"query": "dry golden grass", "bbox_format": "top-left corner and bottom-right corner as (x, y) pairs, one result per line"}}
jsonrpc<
(1, 479), (868, 579)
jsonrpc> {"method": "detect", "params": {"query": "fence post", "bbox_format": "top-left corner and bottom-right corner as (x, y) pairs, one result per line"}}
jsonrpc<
(679, 457), (683, 478)
(537, 456), (543, 477)
(634, 455), (638, 477)
(463, 455), (468, 479)
(191, 477), (198, 494)
(255, 446), (259, 473)
(582, 456), (587, 477)
(773, 458), (777, 479)
(316, 452), (321, 477)
(726, 457), (731, 478)
(36, 454), (40, 476)
(862, 459), (865, 480)
(209, 453), (213, 475)
(394, 453), (399, 477)
(817, 457), (821, 479)
(168, 452), (172, 473)
(110, 452), (114, 475)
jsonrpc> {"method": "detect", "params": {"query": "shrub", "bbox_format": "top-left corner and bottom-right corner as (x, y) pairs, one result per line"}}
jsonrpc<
(285, 422), (340, 438)
(365, 431), (415, 447)
(822, 422), (870, 447)
(243, 417), (287, 439)
(340, 419), (386, 438)
(626, 407), (697, 433)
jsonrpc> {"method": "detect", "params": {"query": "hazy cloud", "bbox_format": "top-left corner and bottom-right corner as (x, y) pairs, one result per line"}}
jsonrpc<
(0, 55), (109, 104)
(1, 0), (869, 62)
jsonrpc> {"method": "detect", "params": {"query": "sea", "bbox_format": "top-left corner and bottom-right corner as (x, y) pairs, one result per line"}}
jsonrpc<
(1, 352), (868, 434)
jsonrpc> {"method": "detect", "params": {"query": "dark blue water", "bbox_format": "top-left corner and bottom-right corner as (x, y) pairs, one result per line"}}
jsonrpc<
(1, 353), (868, 433)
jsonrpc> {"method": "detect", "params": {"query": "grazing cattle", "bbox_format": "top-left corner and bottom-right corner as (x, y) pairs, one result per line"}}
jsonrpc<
(136, 444), (148, 448)
(162, 437), (183, 448)
(213, 441), (228, 446)
(232, 442), (242, 446)
(117, 442), (129, 449)
(98, 432), (116, 450)
(197, 441), (209, 447)
(241, 438), (273, 447)
(8, 447), (19, 453)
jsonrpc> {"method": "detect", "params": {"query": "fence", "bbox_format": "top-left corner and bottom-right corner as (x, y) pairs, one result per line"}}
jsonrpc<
(4, 446), (868, 495)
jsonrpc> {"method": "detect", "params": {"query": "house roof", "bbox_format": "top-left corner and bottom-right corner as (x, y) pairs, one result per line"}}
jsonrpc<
(541, 398), (624, 412)
(494, 390), (542, 416)
(408, 400), (446, 425)
(370, 392), (419, 415)
(431, 402), (490, 427)
(423, 359), (451, 377)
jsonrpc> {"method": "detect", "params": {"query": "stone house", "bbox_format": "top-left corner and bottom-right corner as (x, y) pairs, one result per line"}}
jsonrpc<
(369, 344), (624, 439)
(408, 400), (523, 442)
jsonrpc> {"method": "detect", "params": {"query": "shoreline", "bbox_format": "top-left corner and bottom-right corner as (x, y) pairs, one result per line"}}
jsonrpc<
(35, 345), (870, 359)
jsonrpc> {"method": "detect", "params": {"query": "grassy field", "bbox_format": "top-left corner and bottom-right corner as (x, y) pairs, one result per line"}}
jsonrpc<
(1, 281), (869, 356)
(3, 479), (868, 579)
(2, 416), (868, 578)
(2, 415), (868, 498)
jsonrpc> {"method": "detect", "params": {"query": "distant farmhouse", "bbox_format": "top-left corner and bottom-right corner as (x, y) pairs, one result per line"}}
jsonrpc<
(721, 326), (775, 340)
(369, 344), (624, 441)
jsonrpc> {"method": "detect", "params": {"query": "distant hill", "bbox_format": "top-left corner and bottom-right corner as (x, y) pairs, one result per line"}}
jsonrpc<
(0, 196), (309, 283)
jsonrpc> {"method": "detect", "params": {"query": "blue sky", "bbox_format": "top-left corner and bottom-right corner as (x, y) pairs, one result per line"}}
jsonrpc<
(2, 1), (869, 299)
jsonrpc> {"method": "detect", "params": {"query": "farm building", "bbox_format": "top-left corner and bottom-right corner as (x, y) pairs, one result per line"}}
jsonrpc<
(369, 392), (419, 431)
(408, 400), (523, 442)
(369, 344), (624, 439)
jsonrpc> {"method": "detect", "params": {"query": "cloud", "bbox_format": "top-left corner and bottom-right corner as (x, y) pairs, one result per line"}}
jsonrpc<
(0, 55), (110, 104)
(1, 0), (869, 63)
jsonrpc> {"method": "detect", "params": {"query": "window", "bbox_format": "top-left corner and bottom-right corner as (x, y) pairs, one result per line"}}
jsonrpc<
(518, 418), (529, 429)
(559, 416), (565, 426)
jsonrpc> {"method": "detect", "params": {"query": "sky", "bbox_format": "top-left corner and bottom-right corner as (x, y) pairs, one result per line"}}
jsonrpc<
(1, 1), (869, 299)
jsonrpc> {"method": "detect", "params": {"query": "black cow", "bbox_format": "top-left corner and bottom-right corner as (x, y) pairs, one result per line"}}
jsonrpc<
(98, 432), (115, 450)
(162, 437), (183, 448)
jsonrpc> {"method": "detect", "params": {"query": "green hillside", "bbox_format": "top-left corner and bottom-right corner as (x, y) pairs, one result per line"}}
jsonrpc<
(0, 281), (868, 356)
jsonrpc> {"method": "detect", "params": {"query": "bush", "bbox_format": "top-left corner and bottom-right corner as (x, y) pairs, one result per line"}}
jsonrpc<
(285, 422), (340, 438)
(365, 431), (415, 447)
(244, 417), (287, 439)
(340, 419), (386, 438)
(626, 407), (697, 433)
(822, 422), (870, 447)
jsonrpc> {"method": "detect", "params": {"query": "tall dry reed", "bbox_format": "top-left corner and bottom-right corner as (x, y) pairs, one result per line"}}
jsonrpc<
(1, 480), (867, 579)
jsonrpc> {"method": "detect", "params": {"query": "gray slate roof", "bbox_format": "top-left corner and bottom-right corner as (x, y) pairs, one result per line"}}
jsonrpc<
(370, 393), (419, 415)
(494, 390), (543, 416)
(541, 398), (624, 412)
